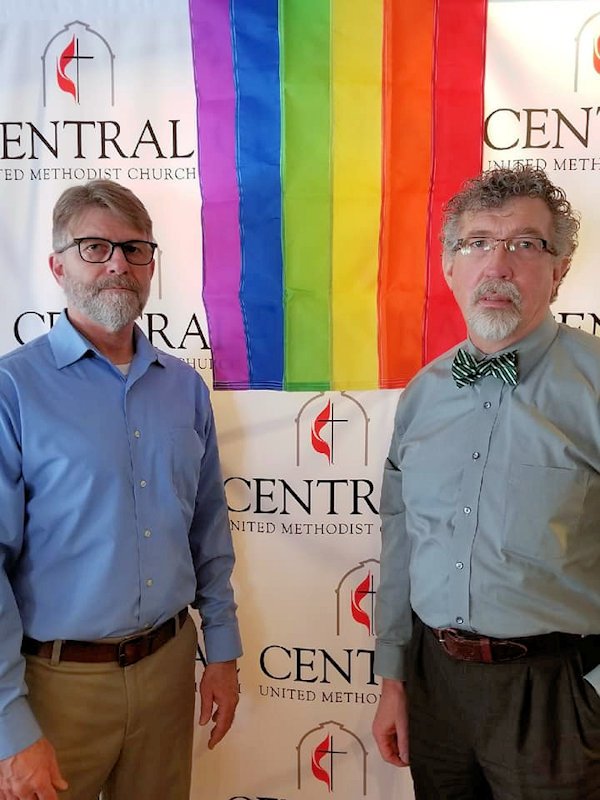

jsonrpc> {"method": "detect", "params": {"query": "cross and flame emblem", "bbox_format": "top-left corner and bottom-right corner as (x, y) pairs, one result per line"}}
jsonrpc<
(350, 570), (375, 636)
(56, 36), (77, 99)
(594, 35), (600, 74)
(55, 35), (95, 103)
(310, 399), (348, 465)
(298, 721), (368, 795)
(311, 733), (348, 792)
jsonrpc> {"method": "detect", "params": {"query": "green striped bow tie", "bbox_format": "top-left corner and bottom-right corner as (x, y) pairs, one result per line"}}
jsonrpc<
(452, 348), (519, 388)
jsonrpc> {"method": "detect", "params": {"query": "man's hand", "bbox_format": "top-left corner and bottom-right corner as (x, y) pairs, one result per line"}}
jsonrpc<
(0, 737), (68, 799)
(198, 659), (239, 749)
(372, 678), (410, 767)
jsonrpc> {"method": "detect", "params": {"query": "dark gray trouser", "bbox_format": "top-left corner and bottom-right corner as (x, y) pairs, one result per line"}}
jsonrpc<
(407, 616), (600, 800)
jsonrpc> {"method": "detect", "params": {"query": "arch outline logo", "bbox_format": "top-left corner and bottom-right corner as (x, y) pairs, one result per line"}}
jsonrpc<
(41, 21), (115, 106)
(296, 720), (368, 795)
(294, 392), (370, 467)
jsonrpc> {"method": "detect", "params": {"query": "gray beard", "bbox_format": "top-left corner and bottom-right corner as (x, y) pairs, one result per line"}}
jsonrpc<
(62, 274), (148, 333)
(467, 279), (522, 342)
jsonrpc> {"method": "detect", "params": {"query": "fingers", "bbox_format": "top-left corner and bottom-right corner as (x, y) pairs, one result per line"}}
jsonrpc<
(374, 731), (407, 767)
(0, 738), (66, 800)
(198, 683), (213, 727)
(33, 785), (60, 800)
(198, 660), (240, 748)
(206, 699), (237, 750)
(374, 740), (408, 767)
(372, 715), (408, 767)
(48, 750), (68, 793)
(372, 680), (410, 768)
(395, 720), (410, 767)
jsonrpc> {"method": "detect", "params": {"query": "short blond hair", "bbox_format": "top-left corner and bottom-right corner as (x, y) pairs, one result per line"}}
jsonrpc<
(52, 180), (153, 250)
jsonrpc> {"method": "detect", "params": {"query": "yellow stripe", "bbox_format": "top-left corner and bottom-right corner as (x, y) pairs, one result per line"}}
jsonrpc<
(330, 0), (383, 389)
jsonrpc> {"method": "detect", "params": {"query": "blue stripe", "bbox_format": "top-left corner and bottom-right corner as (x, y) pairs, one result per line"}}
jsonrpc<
(231, 0), (284, 389)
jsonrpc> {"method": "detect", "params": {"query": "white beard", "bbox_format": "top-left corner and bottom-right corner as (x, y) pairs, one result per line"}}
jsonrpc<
(467, 279), (522, 342)
(62, 274), (148, 332)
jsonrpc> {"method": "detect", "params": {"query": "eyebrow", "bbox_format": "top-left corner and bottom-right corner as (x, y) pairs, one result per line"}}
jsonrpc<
(460, 226), (547, 238)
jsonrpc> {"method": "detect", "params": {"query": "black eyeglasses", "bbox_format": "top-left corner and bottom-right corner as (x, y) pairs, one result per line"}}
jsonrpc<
(57, 237), (157, 266)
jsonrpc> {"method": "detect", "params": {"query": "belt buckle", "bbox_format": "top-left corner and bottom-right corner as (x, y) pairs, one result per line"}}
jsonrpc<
(117, 633), (150, 667)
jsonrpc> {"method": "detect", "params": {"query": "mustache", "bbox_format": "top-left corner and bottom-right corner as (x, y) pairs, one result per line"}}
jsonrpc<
(94, 276), (141, 293)
(472, 279), (521, 307)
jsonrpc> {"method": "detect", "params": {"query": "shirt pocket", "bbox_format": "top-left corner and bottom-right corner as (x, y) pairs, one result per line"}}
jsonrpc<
(169, 428), (205, 515)
(503, 464), (588, 561)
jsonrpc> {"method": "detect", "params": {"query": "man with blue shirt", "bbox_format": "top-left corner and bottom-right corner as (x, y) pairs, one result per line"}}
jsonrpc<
(0, 180), (242, 800)
(372, 166), (600, 798)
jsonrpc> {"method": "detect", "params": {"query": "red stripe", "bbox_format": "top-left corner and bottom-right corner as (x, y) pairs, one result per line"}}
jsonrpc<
(424, 0), (488, 363)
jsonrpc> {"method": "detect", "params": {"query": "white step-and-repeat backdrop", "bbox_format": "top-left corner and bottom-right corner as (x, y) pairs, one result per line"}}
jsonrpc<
(1, 2), (600, 798)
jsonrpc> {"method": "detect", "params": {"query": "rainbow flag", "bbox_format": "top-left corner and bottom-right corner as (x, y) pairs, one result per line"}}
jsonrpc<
(190, 0), (487, 390)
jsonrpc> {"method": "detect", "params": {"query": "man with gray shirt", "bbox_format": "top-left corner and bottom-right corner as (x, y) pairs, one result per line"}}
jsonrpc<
(373, 166), (600, 798)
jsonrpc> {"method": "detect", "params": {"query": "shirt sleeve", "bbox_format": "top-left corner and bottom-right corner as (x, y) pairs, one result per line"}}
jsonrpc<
(188, 382), (242, 664)
(0, 371), (43, 758)
(374, 403), (412, 682)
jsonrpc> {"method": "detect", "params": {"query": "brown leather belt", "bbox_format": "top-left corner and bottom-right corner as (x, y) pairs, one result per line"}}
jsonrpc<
(429, 624), (600, 664)
(22, 608), (188, 667)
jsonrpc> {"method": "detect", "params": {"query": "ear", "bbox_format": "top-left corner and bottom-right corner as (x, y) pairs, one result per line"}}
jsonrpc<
(442, 254), (454, 290)
(48, 252), (66, 286)
(551, 256), (570, 295)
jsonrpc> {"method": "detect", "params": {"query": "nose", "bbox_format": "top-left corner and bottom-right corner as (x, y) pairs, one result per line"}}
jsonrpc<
(482, 241), (514, 279)
(106, 244), (129, 274)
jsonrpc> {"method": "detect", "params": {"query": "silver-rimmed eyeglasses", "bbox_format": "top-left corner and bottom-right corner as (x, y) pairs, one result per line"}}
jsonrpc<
(453, 236), (556, 260)
(57, 237), (157, 266)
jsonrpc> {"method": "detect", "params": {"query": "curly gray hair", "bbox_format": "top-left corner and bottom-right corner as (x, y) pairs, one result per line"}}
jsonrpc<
(441, 166), (580, 262)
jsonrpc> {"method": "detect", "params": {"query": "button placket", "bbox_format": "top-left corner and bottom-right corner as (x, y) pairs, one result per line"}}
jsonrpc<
(127, 403), (154, 624)
(449, 381), (502, 628)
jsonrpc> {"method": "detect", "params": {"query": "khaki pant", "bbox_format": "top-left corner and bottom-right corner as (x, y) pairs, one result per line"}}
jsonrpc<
(25, 615), (197, 800)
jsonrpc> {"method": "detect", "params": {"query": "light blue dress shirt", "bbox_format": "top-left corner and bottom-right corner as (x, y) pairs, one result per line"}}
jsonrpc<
(0, 312), (242, 759)
(375, 314), (600, 683)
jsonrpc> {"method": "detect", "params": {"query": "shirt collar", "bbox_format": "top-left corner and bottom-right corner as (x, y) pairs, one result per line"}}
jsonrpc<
(48, 310), (166, 371)
(465, 312), (559, 382)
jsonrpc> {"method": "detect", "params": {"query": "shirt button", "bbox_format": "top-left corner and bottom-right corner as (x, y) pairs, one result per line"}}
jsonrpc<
(146, 578), (153, 587)
(140, 480), (147, 488)
(483, 401), (491, 409)
(456, 616), (464, 625)
(134, 430), (141, 438)
(144, 529), (152, 538)
(455, 561), (464, 570)
(472, 451), (480, 460)
(463, 506), (471, 515)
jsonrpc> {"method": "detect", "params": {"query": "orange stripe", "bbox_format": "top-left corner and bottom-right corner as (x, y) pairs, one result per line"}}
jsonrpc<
(424, 0), (487, 363)
(378, 0), (435, 388)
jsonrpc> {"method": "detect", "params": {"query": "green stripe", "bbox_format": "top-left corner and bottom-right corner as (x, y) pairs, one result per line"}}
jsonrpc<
(280, 0), (332, 390)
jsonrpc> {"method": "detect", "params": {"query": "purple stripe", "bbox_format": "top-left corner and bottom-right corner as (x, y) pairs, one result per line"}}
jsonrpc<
(189, 0), (249, 387)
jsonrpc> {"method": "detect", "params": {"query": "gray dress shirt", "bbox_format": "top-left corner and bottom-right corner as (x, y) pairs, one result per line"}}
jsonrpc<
(374, 313), (600, 683)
